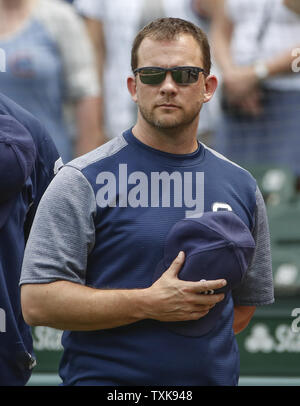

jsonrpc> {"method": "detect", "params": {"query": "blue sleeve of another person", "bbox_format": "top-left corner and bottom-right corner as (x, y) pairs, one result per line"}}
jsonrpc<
(0, 93), (61, 235)
(0, 93), (61, 386)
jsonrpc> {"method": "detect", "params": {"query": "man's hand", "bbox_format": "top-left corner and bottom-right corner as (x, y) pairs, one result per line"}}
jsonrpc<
(222, 65), (259, 103)
(222, 66), (264, 116)
(239, 88), (264, 116)
(144, 252), (227, 322)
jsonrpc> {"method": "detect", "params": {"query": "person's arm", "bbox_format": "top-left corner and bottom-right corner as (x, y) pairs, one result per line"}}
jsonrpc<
(21, 253), (227, 331)
(233, 305), (256, 334)
(232, 187), (274, 334)
(82, 17), (106, 86)
(74, 96), (106, 157)
(191, 0), (217, 20)
(261, 47), (300, 76)
(210, 0), (234, 73)
(48, 3), (106, 155)
(72, 17), (107, 155)
(226, 46), (300, 91)
(209, 0), (260, 112)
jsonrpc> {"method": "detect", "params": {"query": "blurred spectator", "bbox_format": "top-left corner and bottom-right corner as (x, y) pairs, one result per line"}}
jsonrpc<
(74, 0), (219, 144)
(210, 0), (300, 178)
(0, 0), (104, 162)
(190, 0), (222, 145)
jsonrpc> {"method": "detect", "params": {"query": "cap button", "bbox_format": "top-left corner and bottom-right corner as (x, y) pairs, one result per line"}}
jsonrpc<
(228, 242), (236, 249)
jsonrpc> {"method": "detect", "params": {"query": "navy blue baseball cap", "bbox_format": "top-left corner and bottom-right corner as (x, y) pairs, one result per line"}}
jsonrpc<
(0, 114), (36, 228)
(152, 211), (255, 336)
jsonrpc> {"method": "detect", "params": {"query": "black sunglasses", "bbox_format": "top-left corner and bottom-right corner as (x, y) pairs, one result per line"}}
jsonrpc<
(134, 66), (205, 85)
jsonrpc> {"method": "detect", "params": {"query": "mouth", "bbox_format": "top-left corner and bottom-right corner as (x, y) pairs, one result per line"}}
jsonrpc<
(157, 104), (180, 109)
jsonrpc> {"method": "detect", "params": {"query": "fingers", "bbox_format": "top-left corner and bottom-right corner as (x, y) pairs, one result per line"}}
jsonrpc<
(165, 251), (185, 277)
(169, 301), (220, 323)
(163, 252), (227, 296)
(191, 292), (225, 307)
(178, 295), (224, 323)
(183, 278), (227, 295)
(184, 279), (227, 308)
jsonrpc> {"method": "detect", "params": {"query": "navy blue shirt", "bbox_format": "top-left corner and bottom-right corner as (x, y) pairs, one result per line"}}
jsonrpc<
(0, 93), (60, 386)
(20, 128), (274, 386)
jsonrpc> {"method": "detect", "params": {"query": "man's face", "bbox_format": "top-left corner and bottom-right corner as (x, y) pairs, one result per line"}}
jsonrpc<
(129, 34), (214, 132)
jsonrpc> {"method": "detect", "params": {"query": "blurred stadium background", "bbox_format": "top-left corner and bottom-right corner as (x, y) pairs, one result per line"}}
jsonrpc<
(27, 165), (300, 386)
(19, 0), (300, 388)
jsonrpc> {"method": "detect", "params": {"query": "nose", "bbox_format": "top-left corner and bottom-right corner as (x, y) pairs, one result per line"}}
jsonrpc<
(159, 72), (178, 97)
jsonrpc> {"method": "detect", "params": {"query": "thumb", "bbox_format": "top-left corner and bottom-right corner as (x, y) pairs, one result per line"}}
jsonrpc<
(166, 251), (185, 278)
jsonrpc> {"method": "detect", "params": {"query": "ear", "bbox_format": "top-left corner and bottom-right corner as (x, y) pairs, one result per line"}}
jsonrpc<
(127, 76), (138, 103)
(203, 74), (218, 104)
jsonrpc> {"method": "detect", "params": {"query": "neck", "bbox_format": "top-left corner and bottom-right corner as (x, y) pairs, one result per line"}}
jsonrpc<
(132, 115), (200, 155)
(0, 0), (36, 36)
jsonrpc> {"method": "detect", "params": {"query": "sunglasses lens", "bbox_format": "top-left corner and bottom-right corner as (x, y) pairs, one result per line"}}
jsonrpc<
(137, 67), (201, 85)
(172, 68), (199, 84)
(139, 69), (166, 85)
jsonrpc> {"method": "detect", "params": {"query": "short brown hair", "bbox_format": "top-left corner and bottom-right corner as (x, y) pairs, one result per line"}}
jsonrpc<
(131, 17), (211, 76)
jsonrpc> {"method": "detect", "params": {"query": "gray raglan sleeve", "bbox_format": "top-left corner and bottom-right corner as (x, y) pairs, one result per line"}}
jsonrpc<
(20, 165), (96, 286)
(232, 187), (275, 306)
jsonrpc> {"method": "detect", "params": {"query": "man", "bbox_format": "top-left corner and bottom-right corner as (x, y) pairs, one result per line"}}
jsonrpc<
(20, 18), (274, 386)
(74, 0), (218, 143)
(0, 93), (61, 386)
